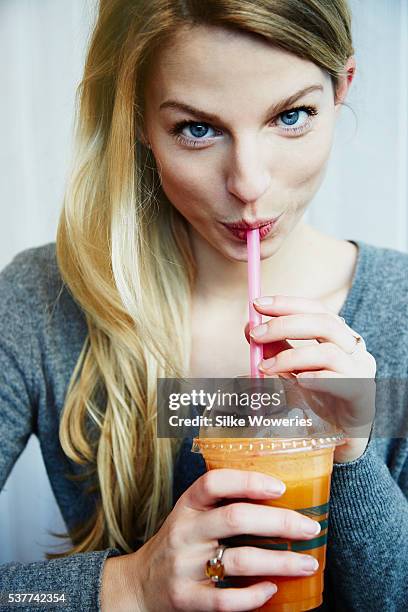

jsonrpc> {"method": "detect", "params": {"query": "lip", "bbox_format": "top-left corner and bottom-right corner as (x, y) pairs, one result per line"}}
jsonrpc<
(222, 216), (281, 230)
(221, 214), (282, 242)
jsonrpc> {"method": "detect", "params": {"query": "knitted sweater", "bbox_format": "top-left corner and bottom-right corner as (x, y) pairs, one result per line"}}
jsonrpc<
(0, 241), (407, 611)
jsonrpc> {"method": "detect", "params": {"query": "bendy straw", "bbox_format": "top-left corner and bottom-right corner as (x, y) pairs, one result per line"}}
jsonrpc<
(247, 229), (264, 377)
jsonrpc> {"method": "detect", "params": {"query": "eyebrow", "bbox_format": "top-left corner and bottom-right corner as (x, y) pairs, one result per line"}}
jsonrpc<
(159, 84), (324, 124)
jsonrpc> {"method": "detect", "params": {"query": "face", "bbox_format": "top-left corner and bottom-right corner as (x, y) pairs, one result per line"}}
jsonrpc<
(144, 25), (342, 262)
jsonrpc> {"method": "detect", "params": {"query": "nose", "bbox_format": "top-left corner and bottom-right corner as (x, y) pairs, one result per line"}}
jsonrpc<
(226, 137), (271, 204)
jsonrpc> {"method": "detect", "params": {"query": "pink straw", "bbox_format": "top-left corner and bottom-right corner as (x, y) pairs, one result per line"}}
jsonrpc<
(247, 229), (264, 377)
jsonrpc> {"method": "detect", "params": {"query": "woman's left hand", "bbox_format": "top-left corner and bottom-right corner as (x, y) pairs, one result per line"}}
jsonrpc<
(245, 295), (377, 463)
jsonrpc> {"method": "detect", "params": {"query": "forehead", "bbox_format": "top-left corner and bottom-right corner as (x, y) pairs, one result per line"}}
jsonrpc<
(146, 25), (328, 107)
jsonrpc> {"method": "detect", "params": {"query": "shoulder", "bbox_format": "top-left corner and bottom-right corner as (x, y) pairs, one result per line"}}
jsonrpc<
(0, 243), (88, 400)
(0, 242), (84, 328)
(1, 241), (59, 290)
(354, 240), (408, 311)
(362, 241), (408, 285)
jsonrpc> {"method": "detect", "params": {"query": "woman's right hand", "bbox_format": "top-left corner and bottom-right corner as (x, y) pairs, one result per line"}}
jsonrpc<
(101, 469), (321, 612)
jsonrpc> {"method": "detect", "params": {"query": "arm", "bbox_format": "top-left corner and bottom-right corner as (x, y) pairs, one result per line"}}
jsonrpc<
(324, 439), (408, 611)
(0, 257), (122, 611)
(0, 550), (121, 612)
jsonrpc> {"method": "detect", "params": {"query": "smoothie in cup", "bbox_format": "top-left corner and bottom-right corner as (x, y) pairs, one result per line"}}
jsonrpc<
(192, 435), (342, 611)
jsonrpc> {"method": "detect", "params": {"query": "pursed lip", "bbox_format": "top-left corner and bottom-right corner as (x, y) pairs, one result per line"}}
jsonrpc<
(221, 215), (282, 230)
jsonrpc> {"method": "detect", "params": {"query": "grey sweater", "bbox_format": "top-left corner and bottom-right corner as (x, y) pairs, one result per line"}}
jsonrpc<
(0, 241), (407, 612)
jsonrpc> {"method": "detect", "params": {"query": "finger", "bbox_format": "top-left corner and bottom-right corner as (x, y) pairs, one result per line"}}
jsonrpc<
(249, 313), (357, 354)
(296, 371), (351, 395)
(184, 469), (286, 512)
(253, 295), (331, 316)
(187, 548), (318, 581)
(194, 581), (278, 612)
(296, 372), (377, 406)
(244, 321), (292, 361)
(196, 502), (321, 542)
(222, 547), (319, 578)
(259, 343), (351, 375)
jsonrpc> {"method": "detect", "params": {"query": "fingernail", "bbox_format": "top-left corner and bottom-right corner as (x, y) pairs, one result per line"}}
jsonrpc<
(301, 519), (321, 536)
(250, 324), (268, 338)
(261, 357), (276, 369)
(300, 556), (319, 572)
(264, 583), (278, 598)
(265, 478), (286, 496)
(254, 297), (274, 306)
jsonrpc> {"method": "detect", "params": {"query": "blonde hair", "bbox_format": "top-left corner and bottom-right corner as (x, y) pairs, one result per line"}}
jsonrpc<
(51, 0), (354, 556)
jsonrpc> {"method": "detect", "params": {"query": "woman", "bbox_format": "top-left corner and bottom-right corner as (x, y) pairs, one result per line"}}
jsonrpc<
(0, 0), (407, 610)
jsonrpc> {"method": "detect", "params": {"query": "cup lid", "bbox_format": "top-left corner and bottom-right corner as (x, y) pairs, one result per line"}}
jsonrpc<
(192, 434), (345, 455)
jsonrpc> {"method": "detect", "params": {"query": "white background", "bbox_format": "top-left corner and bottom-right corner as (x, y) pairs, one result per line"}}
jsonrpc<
(0, 0), (407, 562)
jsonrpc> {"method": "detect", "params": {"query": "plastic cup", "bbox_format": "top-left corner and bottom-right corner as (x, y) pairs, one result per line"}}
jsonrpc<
(192, 436), (343, 612)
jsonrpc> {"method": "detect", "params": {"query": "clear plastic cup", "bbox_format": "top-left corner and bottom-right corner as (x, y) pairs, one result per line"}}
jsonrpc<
(192, 434), (344, 611)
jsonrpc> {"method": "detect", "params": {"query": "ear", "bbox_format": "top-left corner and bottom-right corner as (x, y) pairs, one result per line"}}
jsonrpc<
(334, 56), (356, 113)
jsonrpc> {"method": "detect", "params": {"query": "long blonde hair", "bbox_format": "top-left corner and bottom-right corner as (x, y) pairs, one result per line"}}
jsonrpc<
(51, 0), (354, 556)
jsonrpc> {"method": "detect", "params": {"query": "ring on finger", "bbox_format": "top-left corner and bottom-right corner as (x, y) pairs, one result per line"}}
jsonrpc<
(205, 544), (227, 582)
(335, 316), (365, 354)
(347, 332), (364, 355)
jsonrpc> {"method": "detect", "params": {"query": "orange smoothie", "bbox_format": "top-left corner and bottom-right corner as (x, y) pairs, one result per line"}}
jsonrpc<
(194, 438), (336, 612)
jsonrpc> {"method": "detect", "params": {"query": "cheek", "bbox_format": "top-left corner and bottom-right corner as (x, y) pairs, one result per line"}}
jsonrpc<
(153, 146), (219, 213)
(163, 163), (203, 202)
(280, 121), (335, 193)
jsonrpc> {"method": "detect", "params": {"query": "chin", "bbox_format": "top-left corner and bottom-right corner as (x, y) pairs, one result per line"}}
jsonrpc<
(216, 243), (248, 263)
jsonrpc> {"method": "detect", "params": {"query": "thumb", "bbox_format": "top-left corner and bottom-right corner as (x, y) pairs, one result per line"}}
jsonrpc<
(244, 321), (292, 361)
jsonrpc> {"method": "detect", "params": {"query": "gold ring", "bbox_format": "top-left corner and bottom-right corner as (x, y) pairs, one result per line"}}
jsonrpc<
(349, 332), (363, 354)
(205, 545), (227, 582)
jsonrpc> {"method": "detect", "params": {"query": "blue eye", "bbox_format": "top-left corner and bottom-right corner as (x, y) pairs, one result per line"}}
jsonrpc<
(280, 110), (301, 126)
(182, 122), (216, 139)
(188, 123), (211, 138)
(276, 106), (317, 132)
(169, 120), (220, 147)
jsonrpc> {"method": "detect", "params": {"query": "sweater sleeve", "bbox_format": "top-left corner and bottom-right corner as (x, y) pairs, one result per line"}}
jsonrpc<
(0, 549), (122, 612)
(322, 439), (408, 611)
(0, 261), (122, 611)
